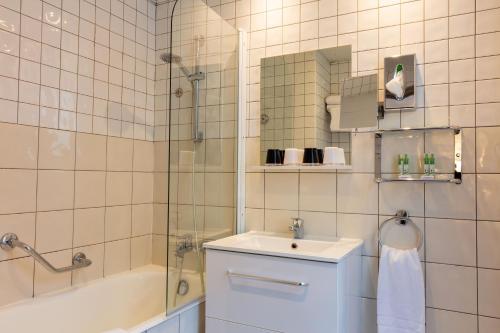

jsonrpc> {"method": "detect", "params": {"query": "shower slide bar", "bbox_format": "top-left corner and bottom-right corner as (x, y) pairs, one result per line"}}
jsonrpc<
(0, 233), (92, 273)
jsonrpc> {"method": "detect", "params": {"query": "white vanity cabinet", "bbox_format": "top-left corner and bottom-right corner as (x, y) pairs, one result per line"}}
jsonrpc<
(205, 233), (362, 333)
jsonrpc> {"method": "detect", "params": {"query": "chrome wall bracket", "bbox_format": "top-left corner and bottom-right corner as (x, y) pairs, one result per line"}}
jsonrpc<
(0, 233), (92, 273)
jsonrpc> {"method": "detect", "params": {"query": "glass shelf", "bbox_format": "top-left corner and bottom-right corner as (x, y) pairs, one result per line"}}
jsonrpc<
(376, 174), (461, 184)
(248, 164), (352, 172)
(374, 126), (462, 184)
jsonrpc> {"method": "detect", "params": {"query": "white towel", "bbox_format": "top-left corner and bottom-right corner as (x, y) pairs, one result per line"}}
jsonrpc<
(377, 245), (425, 333)
(325, 95), (341, 105)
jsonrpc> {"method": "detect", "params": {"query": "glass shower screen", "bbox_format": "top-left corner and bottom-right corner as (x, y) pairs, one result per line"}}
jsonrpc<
(154, 0), (239, 314)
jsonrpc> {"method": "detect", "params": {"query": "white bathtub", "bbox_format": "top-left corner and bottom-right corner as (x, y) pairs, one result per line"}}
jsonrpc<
(0, 265), (204, 333)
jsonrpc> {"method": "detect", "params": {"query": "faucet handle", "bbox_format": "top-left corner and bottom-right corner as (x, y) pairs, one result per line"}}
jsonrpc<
(290, 217), (305, 239)
(289, 218), (304, 232)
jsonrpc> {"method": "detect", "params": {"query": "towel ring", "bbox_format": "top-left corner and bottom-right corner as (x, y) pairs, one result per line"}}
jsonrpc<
(379, 210), (423, 250)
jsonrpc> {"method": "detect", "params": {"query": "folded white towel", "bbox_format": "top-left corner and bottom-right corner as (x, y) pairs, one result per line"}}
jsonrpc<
(325, 95), (341, 105)
(377, 245), (425, 333)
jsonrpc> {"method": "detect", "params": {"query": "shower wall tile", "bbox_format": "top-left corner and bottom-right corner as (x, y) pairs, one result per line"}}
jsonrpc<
(34, 250), (72, 296)
(0, 213), (35, 261)
(35, 209), (73, 253)
(0, 257), (34, 307)
(104, 239), (131, 276)
(0, 0), (156, 307)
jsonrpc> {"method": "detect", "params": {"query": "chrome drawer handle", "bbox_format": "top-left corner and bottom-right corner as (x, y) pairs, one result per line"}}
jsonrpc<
(227, 270), (308, 287)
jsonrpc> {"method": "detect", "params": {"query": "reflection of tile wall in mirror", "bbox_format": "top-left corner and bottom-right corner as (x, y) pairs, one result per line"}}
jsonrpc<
(259, 46), (353, 165)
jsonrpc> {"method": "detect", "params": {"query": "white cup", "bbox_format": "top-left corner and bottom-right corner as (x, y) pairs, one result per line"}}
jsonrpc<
(284, 148), (302, 165)
(323, 147), (345, 165)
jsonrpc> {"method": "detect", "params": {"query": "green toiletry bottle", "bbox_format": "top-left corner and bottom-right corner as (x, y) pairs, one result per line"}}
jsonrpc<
(398, 154), (404, 175)
(430, 153), (436, 175)
(403, 154), (410, 175)
(424, 153), (430, 175)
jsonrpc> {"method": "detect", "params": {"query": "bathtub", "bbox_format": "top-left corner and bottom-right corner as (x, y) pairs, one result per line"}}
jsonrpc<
(0, 265), (204, 333)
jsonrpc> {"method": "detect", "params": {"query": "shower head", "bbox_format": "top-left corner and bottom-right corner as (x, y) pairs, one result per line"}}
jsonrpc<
(160, 52), (193, 80)
(160, 52), (182, 64)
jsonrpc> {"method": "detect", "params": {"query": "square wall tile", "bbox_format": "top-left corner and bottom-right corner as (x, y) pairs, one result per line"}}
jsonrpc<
(133, 140), (154, 172)
(246, 172), (264, 208)
(264, 209), (298, 234)
(72, 243), (104, 286)
(379, 182), (424, 217)
(132, 203), (153, 236)
(337, 174), (378, 214)
(245, 208), (264, 231)
(265, 172), (298, 210)
(73, 207), (105, 247)
(75, 171), (106, 208)
(132, 172), (154, 204)
(36, 210), (73, 253)
(477, 127), (500, 173)
(37, 170), (74, 211)
(426, 308), (477, 333)
(426, 263), (477, 313)
(105, 205), (132, 241)
(107, 137), (133, 171)
(106, 172), (133, 206)
(298, 211), (336, 238)
(425, 218), (476, 266)
(337, 213), (379, 256)
(299, 173), (336, 212)
(478, 221), (500, 269)
(478, 268), (500, 318)
(34, 250), (72, 296)
(479, 316), (500, 333)
(0, 123), (38, 169)
(477, 174), (500, 221)
(0, 169), (37, 214)
(0, 257), (34, 307)
(131, 235), (152, 269)
(0, 213), (35, 261)
(104, 239), (131, 276)
(425, 174), (476, 220)
(76, 133), (107, 171)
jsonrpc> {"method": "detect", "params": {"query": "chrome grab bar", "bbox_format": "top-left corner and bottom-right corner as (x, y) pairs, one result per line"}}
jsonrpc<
(227, 270), (308, 287)
(0, 233), (92, 273)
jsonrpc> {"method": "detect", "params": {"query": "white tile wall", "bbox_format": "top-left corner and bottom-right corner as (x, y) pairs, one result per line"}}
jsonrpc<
(231, 0), (500, 331)
(0, 0), (155, 307)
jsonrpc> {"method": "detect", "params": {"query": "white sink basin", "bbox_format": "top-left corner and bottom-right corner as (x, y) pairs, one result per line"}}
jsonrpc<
(204, 231), (363, 263)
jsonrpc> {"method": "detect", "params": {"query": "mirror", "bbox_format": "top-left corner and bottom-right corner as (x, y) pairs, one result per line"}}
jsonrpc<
(259, 46), (378, 166)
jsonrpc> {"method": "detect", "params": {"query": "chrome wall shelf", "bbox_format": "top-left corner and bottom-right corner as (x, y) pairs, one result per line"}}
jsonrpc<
(374, 126), (462, 184)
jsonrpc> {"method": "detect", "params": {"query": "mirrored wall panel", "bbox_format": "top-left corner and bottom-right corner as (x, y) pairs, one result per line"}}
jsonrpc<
(259, 46), (378, 166)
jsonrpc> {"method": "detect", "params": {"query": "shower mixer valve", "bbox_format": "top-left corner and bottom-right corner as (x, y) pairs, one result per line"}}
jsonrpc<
(176, 234), (194, 258)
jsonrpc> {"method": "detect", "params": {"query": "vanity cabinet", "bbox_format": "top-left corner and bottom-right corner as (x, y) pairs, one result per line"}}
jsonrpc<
(205, 249), (361, 333)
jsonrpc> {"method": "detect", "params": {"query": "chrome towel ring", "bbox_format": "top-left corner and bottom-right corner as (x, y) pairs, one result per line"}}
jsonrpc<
(379, 210), (423, 250)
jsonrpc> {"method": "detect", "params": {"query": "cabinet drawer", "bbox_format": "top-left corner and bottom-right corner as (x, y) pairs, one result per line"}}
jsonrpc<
(206, 250), (339, 333)
(206, 317), (279, 333)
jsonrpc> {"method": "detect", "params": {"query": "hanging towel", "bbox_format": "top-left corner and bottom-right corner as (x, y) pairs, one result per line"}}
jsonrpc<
(325, 95), (341, 105)
(377, 245), (425, 333)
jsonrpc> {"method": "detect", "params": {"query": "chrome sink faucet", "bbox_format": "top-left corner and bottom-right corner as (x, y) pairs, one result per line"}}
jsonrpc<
(289, 217), (304, 239)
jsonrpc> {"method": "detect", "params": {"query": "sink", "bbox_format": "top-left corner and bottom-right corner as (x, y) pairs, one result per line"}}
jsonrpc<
(203, 231), (363, 263)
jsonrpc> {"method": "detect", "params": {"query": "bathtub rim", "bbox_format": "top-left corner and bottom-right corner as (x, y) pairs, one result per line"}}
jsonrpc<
(0, 264), (205, 333)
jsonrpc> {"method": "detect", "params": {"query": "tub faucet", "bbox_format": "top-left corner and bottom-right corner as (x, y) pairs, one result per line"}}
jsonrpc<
(176, 234), (194, 258)
(289, 218), (304, 239)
